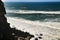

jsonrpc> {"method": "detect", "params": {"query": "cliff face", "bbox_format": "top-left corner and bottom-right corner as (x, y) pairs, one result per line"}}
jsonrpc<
(0, 0), (34, 40)
(0, 0), (12, 40)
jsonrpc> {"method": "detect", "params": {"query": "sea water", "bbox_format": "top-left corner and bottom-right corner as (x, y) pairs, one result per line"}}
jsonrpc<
(4, 2), (60, 40)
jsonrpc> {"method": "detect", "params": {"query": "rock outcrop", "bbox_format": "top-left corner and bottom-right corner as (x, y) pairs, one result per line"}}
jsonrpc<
(0, 0), (34, 40)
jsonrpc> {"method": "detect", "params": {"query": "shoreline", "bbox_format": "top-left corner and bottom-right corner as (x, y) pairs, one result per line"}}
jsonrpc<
(6, 17), (60, 40)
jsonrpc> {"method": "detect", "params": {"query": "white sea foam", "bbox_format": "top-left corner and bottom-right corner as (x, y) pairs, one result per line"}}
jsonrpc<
(6, 17), (60, 40)
(44, 18), (60, 22)
(6, 9), (60, 14)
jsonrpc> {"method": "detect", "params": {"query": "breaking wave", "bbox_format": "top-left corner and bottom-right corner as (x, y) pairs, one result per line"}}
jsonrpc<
(7, 17), (60, 30)
(7, 17), (60, 40)
(6, 9), (60, 14)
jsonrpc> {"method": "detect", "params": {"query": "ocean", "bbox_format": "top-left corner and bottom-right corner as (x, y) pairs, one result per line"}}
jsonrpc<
(4, 2), (60, 22)
(4, 2), (60, 40)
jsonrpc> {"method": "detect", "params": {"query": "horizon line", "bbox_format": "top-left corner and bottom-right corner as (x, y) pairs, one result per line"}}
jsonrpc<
(3, 1), (60, 2)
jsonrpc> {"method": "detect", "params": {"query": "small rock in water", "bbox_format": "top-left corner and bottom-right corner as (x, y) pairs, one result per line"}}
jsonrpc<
(38, 37), (42, 39)
(35, 38), (38, 40)
(40, 34), (43, 36)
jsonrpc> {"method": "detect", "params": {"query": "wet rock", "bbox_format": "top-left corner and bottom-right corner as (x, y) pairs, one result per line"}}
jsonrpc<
(40, 34), (43, 36)
(35, 38), (38, 40)
(38, 37), (42, 39)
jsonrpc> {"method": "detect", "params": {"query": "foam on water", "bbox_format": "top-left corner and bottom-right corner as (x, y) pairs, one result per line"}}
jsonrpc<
(6, 9), (60, 14)
(6, 17), (60, 40)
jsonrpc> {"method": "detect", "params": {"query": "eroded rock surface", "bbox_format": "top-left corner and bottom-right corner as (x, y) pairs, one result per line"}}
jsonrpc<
(0, 0), (34, 40)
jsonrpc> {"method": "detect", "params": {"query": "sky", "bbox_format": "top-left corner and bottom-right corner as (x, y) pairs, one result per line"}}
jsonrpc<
(2, 0), (60, 2)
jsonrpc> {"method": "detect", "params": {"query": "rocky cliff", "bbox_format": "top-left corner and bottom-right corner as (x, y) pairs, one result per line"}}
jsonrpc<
(0, 0), (34, 40)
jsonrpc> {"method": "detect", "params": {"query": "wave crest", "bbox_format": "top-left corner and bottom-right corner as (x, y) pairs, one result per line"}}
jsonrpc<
(6, 9), (60, 14)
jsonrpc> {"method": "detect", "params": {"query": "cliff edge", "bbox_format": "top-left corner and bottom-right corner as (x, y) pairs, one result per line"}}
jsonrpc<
(0, 0), (34, 40)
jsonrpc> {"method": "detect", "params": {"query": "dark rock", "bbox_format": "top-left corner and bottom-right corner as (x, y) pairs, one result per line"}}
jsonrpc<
(11, 28), (34, 38)
(0, 0), (34, 40)
(35, 38), (38, 40)
(40, 34), (43, 36)
(38, 37), (42, 39)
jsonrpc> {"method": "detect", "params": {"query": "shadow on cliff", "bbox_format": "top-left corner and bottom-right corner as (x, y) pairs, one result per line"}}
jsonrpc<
(0, 0), (34, 40)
